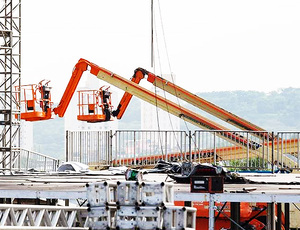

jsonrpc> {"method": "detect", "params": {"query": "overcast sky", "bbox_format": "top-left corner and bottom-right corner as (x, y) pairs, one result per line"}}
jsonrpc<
(22, 0), (300, 102)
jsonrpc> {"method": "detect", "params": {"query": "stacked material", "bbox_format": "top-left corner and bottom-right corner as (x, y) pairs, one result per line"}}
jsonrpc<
(86, 181), (196, 230)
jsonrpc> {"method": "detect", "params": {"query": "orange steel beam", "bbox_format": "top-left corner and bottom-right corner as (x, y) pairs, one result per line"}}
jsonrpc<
(55, 59), (227, 131)
(52, 58), (261, 149)
(112, 69), (145, 119)
(53, 58), (262, 139)
(53, 61), (89, 117)
(139, 67), (265, 132)
(113, 67), (269, 139)
(77, 59), (261, 148)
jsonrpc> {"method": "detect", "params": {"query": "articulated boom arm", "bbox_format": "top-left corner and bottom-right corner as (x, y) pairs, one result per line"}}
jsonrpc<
(144, 68), (266, 132)
(57, 58), (260, 148)
(113, 67), (269, 140)
(115, 67), (266, 133)
(111, 69), (145, 119)
(53, 60), (89, 117)
(52, 57), (265, 138)
(62, 59), (227, 130)
(54, 59), (227, 131)
(47, 58), (264, 148)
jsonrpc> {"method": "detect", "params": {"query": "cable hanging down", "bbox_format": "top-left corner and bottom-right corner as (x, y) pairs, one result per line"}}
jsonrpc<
(151, 0), (191, 159)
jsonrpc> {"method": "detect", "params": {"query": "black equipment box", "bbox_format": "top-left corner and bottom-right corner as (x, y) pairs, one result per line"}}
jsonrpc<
(190, 176), (224, 193)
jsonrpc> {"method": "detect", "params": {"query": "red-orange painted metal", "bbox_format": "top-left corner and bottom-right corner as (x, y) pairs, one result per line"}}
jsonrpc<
(16, 80), (53, 121)
(77, 87), (113, 122)
(53, 60), (89, 117)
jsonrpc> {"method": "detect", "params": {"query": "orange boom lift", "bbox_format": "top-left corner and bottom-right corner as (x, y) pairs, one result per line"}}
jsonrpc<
(18, 58), (268, 148)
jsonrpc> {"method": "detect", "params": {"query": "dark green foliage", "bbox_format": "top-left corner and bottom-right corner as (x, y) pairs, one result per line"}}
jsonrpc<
(227, 157), (269, 171)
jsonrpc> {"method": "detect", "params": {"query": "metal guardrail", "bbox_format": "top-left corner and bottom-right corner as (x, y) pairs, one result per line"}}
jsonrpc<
(66, 130), (112, 167)
(0, 148), (59, 172)
(66, 130), (300, 171)
(113, 130), (188, 166)
(276, 132), (300, 169)
(192, 130), (275, 170)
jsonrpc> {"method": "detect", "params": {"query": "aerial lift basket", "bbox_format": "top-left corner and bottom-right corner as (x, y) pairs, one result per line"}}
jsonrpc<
(77, 86), (113, 123)
(15, 80), (53, 121)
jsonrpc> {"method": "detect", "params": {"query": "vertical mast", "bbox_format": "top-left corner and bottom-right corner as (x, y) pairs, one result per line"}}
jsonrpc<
(151, 0), (154, 67)
(0, 0), (21, 171)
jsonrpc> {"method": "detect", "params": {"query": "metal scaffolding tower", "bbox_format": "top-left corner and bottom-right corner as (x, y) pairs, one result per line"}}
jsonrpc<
(0, 0), (21, 171)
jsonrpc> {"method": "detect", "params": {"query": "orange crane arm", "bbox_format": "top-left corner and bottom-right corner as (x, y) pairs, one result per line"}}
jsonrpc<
(112, 68), (269, 140)
(115, 67), (265, 132)
(111, 69), (145, 118)
(75, 59), (260, 147)
(51, 58), (259, 148)
(143, 68), (264, 132)
(55, 58), (229, 132)
(53, 60), (89, 117)
(53, 58), (262, 135)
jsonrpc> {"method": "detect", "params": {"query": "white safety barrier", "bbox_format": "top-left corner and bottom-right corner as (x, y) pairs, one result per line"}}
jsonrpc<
(116, 181), (140, 206)
(86, 181), (117, 206)
(116, 206), (137, 229)
(88, 206), (116, 229)
(86, 181), (196, 230)
(67, 130), (300, 171)
(163, 206), (197, 230)
(140, 181), (174, 206)
(136, 206), (162, 230)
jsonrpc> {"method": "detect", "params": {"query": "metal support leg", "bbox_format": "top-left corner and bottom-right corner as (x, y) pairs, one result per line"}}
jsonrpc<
(284, 203), (290, 230)
(267, 203), (275, 230)
(208, 194), (215, 230)
(230, 202), (240, 230)
(276, 203), (282, 230)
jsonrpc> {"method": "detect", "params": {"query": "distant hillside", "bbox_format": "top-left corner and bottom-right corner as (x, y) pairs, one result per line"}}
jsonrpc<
(117, 97), (141, 130)
(33, 88), (300, 159)
(118, 87), (300, 131)
(195, 88), (300, 131)
(33, 117), (65, 160)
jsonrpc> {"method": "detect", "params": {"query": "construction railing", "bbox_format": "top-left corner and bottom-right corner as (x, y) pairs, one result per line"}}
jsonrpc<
(113, 130), (189, 166)
(66, 130), (300, 171)
(66, 130), (112, 168)
(192, 130), (272, 170)
(276, 131), (300, 169)
(0, 148), (59, 172)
